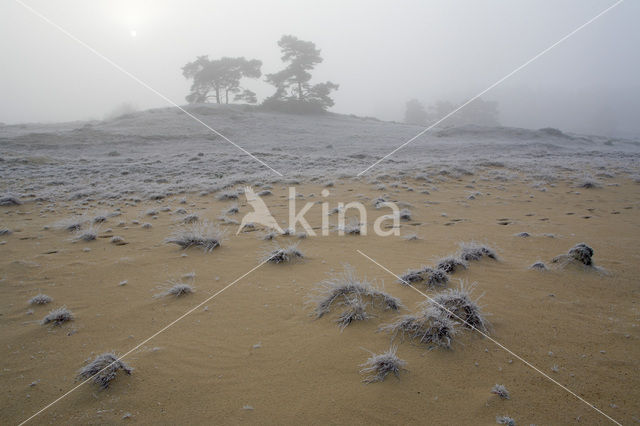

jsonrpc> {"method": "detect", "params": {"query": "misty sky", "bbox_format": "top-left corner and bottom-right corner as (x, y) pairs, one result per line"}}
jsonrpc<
(1, 0), (639, 137)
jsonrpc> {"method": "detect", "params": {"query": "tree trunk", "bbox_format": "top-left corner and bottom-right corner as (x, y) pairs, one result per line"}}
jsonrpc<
(298, 81), (303, 100)
(225, 89), (229, 104)
(215, 87), (220, 104)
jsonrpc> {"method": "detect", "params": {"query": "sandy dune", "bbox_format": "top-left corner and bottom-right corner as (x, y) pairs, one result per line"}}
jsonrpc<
(1, 174), (639, 424)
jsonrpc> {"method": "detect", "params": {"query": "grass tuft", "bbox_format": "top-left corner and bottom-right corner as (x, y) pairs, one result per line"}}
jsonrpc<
(166, 221), (224, 252)
(380, 306), (457, 349)
(77, 352), (133, 389)
(399, 266), (449, 288)
(29, 294), (52, 305)
(308, 266), (402, 320)
(491, 384), (510, 399)
(431, 282), (489, 332)
(458, 241), (498, 261)
(264, 244), (304, 263)
(42, 306), (73, 326)
(436, 256), (468, 274)
(359, 346), (406, 383)
(73, 224), (99, 241)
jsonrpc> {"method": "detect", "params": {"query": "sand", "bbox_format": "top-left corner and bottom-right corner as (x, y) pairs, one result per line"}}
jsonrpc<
(1, 175), (639, 425)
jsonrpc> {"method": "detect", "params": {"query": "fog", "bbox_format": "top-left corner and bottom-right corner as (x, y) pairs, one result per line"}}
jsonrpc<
(1, 0), (638, 137)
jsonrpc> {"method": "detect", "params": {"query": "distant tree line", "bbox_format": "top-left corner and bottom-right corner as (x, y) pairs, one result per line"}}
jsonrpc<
(182, 35), (338, 113)
(404, 98), (500, 127)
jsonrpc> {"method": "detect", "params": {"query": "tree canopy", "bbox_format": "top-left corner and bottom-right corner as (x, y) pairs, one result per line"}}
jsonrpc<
(182, 56), (261, 104)
(264, 35), (339, 112)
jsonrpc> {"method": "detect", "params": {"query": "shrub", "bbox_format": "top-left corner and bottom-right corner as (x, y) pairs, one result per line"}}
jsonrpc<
(359, 346), (406, 383)
(77, 352), (133, 389)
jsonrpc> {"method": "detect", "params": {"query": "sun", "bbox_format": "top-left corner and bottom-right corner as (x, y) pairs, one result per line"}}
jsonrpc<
(130, 29), (137, 38)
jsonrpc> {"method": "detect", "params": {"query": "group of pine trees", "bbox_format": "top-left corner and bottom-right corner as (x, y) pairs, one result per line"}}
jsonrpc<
(182, 35), (338, 113)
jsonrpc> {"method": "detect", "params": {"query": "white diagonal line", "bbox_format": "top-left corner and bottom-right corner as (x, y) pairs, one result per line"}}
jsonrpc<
(14, 0), (283, 177)
(19, 255), (275, 425)
(357, 0), (624, 176)
(356, 249), (621, 425)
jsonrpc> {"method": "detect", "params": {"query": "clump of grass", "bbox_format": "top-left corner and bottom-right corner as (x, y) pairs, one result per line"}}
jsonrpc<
(42, 306), (73, 326)
(399, 209), (412, 221)
(216, 190), (239, 200)
(93, 214), (107, 224)
(218, 215), (239, 225)
(431, 283), (489, 332)
(458, 241), (498, 262)
(359, 346), (406, 383)
(175, 208), (187, 215)
(335, 295), (371, 330)
(141, 222), (152, 229)
(145, 208), (158, 216)
(436, 256), (468, 274)
(158, 280), (194, 297)
(110, 236), (126, 245)
(166, 221), (224, 252)
(399, 266), (448, 288)
(577, 176), (600, 189)
(182, 213), (199, 224)
(262, 231), (278, 240)
(380, 306), (457, 349)
(515, 232), (530, 238)
(496, 416), (516, 426)
(308, 266), (402, 319)
(568, 242), (594, 265)
(73, 225), (99, 242)
(552, 242), (595, 266)
(29, 294), (52, 305)
(258, 190), (272, 196)
(529, 261), (547, 271)
(77, 352), (133, 389)
(491, 384), (510, 399)
(0, 195), (22, 206)
(264, 244), (304, 264)
(55, 216), (86, 232)
(403, 233), (419, 241)
(0, 227), (11, 236)
(338, 220), (363, 235)
(226, 204), (239, 214)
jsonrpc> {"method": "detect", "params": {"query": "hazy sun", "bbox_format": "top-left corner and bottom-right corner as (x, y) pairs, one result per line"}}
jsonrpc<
(130, 29), (137, 37)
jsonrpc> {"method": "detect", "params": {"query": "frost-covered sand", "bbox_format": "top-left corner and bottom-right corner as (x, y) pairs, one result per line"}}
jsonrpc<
(1, 107), (640, 424)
